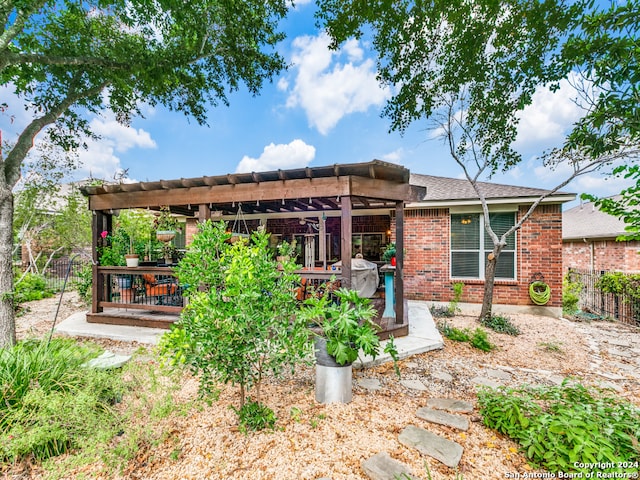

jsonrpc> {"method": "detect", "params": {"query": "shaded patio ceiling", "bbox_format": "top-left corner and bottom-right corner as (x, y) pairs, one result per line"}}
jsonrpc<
(81, 160), (424, 216)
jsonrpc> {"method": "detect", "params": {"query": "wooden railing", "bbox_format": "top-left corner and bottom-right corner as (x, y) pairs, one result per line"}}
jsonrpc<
(94, 266), (184, 314)
(93, 266), (344, 315)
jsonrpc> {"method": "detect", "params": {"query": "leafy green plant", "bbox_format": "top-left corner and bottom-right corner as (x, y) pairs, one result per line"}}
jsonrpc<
(300, 286), (399, 369)
(159, 221), (313, 417)
(13, 272), (54, 304)
(538, 341), (563, 353)
(438, 321), (494, 351)
(382, 242), (396, 261)
(562, 271), (583, 315)
(73, 262), (93, 304)
(430, 282), (465, 318)
(481, 314), (521, 336)
(232, 398), (278, 432)
(478, 383), (640, 474)
(437, 320), (471, 342)
(469, 328), (495, 351)
(0, 338), (126, 463)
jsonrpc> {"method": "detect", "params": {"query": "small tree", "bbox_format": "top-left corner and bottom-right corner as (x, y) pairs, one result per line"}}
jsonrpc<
(159, 221), (312, 419)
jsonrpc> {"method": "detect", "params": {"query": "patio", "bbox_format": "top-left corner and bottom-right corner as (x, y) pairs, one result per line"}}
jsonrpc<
(81, 160), (425, 338)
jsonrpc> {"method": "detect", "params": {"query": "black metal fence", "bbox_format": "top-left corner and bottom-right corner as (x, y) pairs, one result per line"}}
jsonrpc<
(567, 268), (640, 326)
(43, 256), (93, 292)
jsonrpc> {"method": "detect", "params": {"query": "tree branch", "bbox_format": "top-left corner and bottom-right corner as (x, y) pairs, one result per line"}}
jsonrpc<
(2, 79), (110, 188)
(0, 0), (46, 54)
(1, 51), (132, 72)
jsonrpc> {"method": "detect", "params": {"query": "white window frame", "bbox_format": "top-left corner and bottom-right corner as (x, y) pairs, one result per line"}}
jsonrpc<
(450, 211), (517, 280)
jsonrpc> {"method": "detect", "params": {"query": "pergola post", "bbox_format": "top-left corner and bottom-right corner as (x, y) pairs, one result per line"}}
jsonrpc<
(92, 211), (111, 314)
(395, 201), (404, 325)
(340, 196), (352, 289)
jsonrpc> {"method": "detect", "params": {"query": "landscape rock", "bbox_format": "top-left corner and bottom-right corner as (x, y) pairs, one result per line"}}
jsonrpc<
(432, 371), (453, 382)
(358, 378), (382, 391)
(424, 398), (473, 413)
(84, 351), (131, 369)
(470, 376), (501, 388)
(398, 425), (463, 468)
(400, 379), (428, 391)
(416, 407), (469, 431)
(361, 452), (420, 480)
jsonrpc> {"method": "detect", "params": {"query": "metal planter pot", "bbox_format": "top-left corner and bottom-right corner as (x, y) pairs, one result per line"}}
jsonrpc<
(314, 336), (353, 404)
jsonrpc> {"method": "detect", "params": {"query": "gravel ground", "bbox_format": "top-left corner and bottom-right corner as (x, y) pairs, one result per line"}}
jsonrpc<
(9, 294), (640, 480)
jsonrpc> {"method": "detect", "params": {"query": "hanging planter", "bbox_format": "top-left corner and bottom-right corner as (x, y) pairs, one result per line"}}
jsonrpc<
(529, 273), (551, 305)
(156, 230), (176, 242)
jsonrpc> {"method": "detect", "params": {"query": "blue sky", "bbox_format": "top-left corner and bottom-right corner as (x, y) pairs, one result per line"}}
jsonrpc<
(0, 1), (631, 208)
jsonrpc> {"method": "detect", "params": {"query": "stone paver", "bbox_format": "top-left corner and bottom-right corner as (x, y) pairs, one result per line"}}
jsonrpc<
(484, 368), (512, 380)
(470, 376), (501, 388)
(361, 452), (420, 480)
(84, 351), (131, 369)
(400, 379), (428, 391)
(416, 407), (469, 431)
(432, 371), (453, 382)
(425, 398), (474, 413)
(398, 425), (463, 468)
(358, 378), (382, 391)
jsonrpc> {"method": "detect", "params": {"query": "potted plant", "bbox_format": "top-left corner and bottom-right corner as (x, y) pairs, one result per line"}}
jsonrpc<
(98, 230), (126, 267)
(119, 209), (155, 267)
(300, 286), (398, 403)
(382, 242), (396, 266)
(155, 205), (179, 242)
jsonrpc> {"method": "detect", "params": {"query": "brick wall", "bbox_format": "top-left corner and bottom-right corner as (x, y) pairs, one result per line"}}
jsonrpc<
(401, 205), (564, 308)
(563, 239), (640, 273)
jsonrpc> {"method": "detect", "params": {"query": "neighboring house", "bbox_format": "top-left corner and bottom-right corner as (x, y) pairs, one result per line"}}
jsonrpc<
(563, 197), (640, 273)
(403, 174), (574, 315)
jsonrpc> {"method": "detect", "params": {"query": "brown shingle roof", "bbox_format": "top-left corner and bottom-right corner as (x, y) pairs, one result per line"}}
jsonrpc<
(562, 197), (628, 240)
(410, 173), (574, 204)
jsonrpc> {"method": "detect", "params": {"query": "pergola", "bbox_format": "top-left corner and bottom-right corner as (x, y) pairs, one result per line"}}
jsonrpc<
(82, 160), (424, 334)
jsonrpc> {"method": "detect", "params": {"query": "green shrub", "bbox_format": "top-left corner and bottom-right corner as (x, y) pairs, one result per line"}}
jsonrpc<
(431, 282), (465, 318)
(562, 272), (583, 315)
(481, 314), (521, 336)
(73, 262), (93, 304)
(437, 320), (471, 342)
(13, 272), (54, 304)
(232, 399), (278, 432)
(469, 328), (495, 351)
(478, 383), (640, 474)
(0, 338), (125, 463)
(438, 321), (495, 351)
(159, 221), (312, 420)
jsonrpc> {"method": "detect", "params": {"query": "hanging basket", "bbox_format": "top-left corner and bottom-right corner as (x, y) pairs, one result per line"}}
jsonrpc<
(228, 203), (250, 243)
(156, 230), (176, 242)
(529, 274), (551, 305)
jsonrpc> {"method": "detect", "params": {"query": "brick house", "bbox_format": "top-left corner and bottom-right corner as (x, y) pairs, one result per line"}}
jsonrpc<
(401, 174), (574, 316)
(563, 198), (640, 273)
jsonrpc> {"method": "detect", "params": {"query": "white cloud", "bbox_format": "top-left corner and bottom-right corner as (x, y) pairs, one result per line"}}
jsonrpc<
(284, 33), (390, 135)
(78, 114), (156, 180)
(515, 75), (584, 150)
(236, 139), (316, 173)
(1, 83), (155, 181)
(381, 148), (404, 163)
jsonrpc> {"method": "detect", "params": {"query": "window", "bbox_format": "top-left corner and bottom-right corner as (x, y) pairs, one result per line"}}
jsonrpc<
(451, 212), (516, 279)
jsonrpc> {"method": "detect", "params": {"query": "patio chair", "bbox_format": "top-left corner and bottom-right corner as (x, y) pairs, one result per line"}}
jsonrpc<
(142, 274), (181, 306)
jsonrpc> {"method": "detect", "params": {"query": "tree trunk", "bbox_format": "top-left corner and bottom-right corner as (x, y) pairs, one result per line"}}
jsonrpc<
(0, 186), (16, 348)
(479, 247), (502, 321)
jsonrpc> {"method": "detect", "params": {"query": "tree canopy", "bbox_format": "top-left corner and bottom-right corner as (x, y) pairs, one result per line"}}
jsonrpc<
(0, 0), (291, 347)
(316, 0), (639, 167)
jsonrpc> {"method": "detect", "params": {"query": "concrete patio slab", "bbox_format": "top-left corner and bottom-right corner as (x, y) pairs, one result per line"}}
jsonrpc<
(55, 311), (166, 345)
(355, 300), (444, 368)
